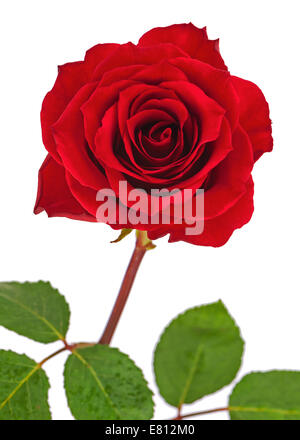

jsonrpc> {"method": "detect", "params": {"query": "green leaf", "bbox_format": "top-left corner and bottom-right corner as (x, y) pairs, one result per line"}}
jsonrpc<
(154, 300), (244, 407)
(0, 281), (70, 343)
(229, 371), (300, 420)
(0, 350), (51, 420)
(64, 345), (154, 420)
(111, 228), (133, 243)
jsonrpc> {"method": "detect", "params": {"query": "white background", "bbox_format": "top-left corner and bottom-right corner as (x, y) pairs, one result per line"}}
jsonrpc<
(0, 0), (299, 420)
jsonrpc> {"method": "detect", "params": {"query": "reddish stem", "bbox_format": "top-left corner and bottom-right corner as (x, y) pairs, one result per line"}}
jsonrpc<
(99, 231), (150, 345)
(38, 347), (68, 367)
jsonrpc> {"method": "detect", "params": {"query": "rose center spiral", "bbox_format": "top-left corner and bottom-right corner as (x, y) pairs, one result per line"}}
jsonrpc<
(140, 122), (178, 159)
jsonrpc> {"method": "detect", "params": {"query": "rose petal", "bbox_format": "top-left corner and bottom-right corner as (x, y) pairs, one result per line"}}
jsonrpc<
(52, 82), (108, 189)
(99, 65), (145, 87)
(167, 177), (254, 247)
(66, 171), (155, 229)
(117, 83), (175, 136)
(95, 104), (180, 181)
(203, 125), (254, 218)
(170, 57), (239, 129)
(138, 98), (188, 126)
(41, 61), (88, 162)
(94, 104), (123, 172)
(130, 87), (178, 117)
(65, 171), (99, 217)
(84, 43), (120, 75)
(92, 42), (188, 81)
(34, 155), (95, 221)
(81, 79), (136, 151)
(169, 117), (233, 190)
(138, 23), (227, 70)
(231, 76), (273, 161)
(131, 60), (188, 84)
(161, 80), (226, 145)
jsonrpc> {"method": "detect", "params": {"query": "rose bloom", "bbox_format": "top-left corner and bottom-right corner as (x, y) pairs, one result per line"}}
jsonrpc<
(34, 23), (272, 247)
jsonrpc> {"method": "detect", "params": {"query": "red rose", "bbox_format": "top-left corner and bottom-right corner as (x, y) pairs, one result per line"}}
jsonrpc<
(34, 23), (272, 247)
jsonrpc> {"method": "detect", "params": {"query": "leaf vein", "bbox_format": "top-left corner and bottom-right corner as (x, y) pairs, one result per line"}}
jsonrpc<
(0, 364), (40, 411)
(0, 292), (64, 340)
(72, 350), (122, 419)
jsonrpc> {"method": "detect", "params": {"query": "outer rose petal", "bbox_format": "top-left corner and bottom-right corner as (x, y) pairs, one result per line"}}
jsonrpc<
(41, 44), (119, 163)
(34, 155), (95, 221)
(84, 43), (120, 75)
(167, 177), (254, 247)
(203, 125), (254, 219)
(65, 172), (160, 232)
(131, 60), (188, 84)
(41, 61), (88, 162)
(99, 65), (145, 87)
(231, 76), (273, 161)
(138, 23), (227, 70)
(52, 82), (108, 190)
(91, 42), (188, 81)
(65, 172), (99, 217)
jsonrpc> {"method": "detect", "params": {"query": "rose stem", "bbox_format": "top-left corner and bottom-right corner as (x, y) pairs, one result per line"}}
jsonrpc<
(38, 347), (68, 367)
(172, 407), (229, 420)
(99, 230), (152, 345)
(37, 342), (95, 368)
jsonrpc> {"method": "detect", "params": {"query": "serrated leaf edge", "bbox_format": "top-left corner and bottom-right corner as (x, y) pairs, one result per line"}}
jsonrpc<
(65, 346), (154, 420)
(0, 291), (65, 341)
(154, 300), (244, 407)
(0, 281), (70, 342)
